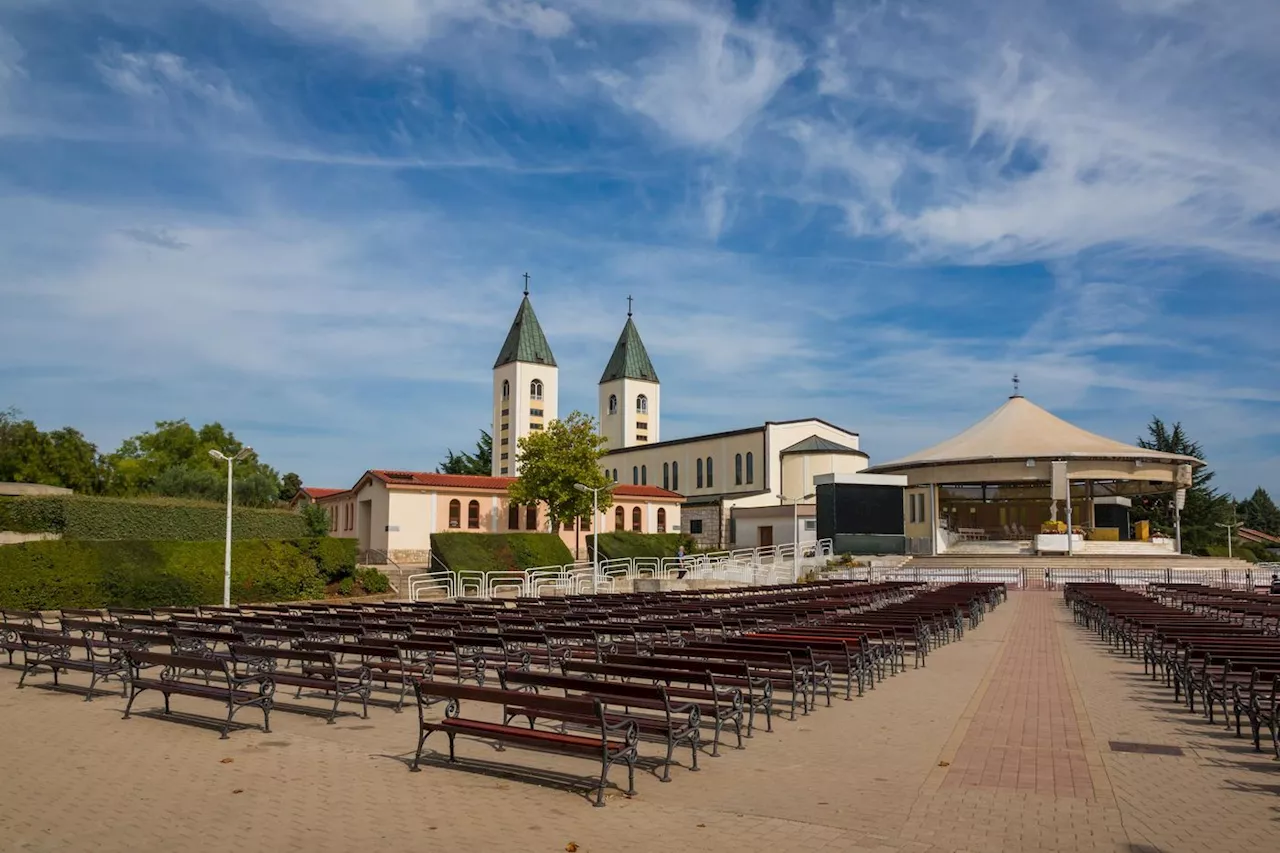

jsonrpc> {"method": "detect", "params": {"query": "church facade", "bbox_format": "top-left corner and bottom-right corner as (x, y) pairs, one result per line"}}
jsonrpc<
(492, 288), (870, 549)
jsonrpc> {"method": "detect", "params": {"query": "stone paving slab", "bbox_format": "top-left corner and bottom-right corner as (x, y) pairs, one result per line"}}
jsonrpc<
(0, 592), (1276, 852)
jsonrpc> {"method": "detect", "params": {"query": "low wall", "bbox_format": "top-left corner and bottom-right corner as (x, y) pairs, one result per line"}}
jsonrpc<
(0, 531), (62, 545)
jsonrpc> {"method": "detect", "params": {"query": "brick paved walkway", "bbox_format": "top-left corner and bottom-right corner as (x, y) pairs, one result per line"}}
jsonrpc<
(1, 592), (1276, 852)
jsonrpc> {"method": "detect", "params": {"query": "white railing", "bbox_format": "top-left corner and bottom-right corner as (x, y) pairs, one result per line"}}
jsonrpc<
(404, 538), (836, 601)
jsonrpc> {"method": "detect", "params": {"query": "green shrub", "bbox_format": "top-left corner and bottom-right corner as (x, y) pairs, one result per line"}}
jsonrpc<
(0, 494), (307, 541)
(589, 531), (696, 560)
(0, 537), (355, 609)
(356, 566), (391, 594)
(430, 532), (574, 574)
(338, 577), (355, 596)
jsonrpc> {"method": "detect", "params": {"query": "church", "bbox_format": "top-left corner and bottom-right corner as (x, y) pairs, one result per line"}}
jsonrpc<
(491, 286), (871, 550)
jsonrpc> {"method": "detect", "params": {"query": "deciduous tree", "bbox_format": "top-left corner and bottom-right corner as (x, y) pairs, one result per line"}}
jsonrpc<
(437, 430), (493, 476)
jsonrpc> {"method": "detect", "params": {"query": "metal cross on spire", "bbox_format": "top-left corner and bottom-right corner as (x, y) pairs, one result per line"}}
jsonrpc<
(1012, 374), (1021, 396)
(522, 272), (530, 295)
(627, 295), (633, 317)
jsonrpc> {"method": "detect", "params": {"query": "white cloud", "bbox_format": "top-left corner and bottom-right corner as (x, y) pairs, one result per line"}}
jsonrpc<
(97, 48), (251, 113)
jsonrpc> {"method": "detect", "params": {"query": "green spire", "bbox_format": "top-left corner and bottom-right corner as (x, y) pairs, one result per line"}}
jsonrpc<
(599, 315), (659, 383)
(493, 294), (557, 369)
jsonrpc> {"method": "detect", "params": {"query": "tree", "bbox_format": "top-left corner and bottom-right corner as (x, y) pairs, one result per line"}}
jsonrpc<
(279, 472), (303, 502)
(1132, 417), (1232, 554)
(438, 430), (493, 476)
(300, 501), (331, 538)
(1238, 487), (1280, 537)
(507, 412), (611, 558)
(0, 407), (108, 493)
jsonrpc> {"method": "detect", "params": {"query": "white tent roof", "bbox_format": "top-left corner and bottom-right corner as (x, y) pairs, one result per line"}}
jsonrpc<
(869, 396), (1202, 472)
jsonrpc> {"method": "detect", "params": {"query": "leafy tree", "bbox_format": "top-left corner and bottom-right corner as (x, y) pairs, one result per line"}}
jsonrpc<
(438, 430), (493, 476)
(1132, 417), (1232, 554)
(279, 472), (303, 502)
(1238, 487), (1280, 537)
(507, 412), (611, 558)
(300, 501), (331, 538)
(0, 407), (108, 493)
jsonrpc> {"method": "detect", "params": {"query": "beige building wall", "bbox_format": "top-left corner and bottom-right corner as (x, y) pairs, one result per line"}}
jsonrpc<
(730, 504), (817, 549)
(492, 360), (559, 477)
(779, 452), (867, 503)
(599, 377), (660, 450)
(603, 429), (767, 497)
(765, 421), (864, 496)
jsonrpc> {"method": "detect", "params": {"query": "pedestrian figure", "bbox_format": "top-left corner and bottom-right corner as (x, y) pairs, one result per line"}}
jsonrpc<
(676, 544), (687, 579)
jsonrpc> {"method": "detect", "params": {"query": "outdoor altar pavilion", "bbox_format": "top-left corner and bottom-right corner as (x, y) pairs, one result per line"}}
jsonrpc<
(865, 393), (1203, 556)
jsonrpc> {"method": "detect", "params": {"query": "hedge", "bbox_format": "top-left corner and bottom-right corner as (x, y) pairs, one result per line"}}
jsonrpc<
(0, 537), (356, 610)
(430, 532), (574, 574)
(589, 531), (696, 560)
(0, 495), (307, 541)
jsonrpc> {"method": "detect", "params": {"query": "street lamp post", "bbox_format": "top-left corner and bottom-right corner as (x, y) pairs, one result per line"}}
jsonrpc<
(575, 482), (613, 592)
(780, 492), (815, 582)
(209, 447), (254, 607)
(1216, 511), (1243, 560)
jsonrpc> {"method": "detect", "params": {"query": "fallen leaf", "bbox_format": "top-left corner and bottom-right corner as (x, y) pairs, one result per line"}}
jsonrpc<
(565, 844), (579, 852)
(937, 760), (950, 767)
(232, 789), (244, 795)
(696, 824), (706, 829)
(220, 758), (234, 764)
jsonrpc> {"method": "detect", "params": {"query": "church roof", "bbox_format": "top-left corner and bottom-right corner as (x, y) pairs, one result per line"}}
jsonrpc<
(494, 295), (557, 369)
(867, 395), (1204, 472)
(599, 316), (659, 384)
(780, 435), (864, 455)
(366, 470), (681, 499)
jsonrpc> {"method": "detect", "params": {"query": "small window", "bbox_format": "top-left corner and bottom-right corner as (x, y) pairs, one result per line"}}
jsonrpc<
(657, 507), (666, 533)
(608, 394), (618, 415)
(530, 408), (543, 417)
(467, 500), (480, 530)
(500, 452), (509, 460)
(501, 437), (509, 445)
(696, 458), (704, 489)
(530, 423), (543, 431)
(632, 466), (639, 485)
(641, 464), (647, 486)
(526, 505), (538, 530)
(804, 518), (816, 532)
(615, 506), (625, 529)
(500, 422), (509, 431)
(636, 394), (648, 414)
(448, 499), (461, 529)
(500, 466), (509, 475)
(563, 518), (575, 531)
(329, 506), (337, 532)
(581, 512), (591, 531)
(735, 453), (743, 486)
(631, 506), (642, 532)
(611, 468), (618, 482)
(636, 421), (648, 430)
(637, 435), (648, 442)
(688, 519), (703, 535)
(909, 494), (917, 524)
(530, 379), (544, 400)
(745, 452), (754, 484)
(663, 462), (670, 491)
(672, 461), (679, 492)
(508, 503), (519, 530)
(706, 457), (714, 489)
(501, 379), (510, 400)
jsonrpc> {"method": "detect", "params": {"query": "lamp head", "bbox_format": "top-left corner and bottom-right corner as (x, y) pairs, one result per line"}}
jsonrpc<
(208, 449), (229, 463)
(234, 446), (254, 462)
(574, 483), (589, 493)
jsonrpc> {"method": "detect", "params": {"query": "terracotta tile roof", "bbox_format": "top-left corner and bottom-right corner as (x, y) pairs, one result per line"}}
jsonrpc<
(301, 487), (347, 499)
(1239, 527), (1280, 545)
(368, 470), (682, 499)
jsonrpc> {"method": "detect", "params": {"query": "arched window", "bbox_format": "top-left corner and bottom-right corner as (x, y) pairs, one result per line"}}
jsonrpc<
(663, 462), (670, 490)
(696, 458), (703, 489)
(448, 499), (461, 528)
(632, 466), (639, 485)
(745, 452), (754, 484)
(614, 506), (625, 530)
(611, 468), (618, 483)
(735, 453), (743, 486)
(501, 379), (510, 400)
(525, 505), (538, 530)
(530, 379), (543, 400)
(608, 394), (618, 415)
(636, 394), (648, 414)
(467, 500), (480, 529)
(657, 507), (667, 533)
(641, 464), (647, 486)
(631, 506), (642, 532)
(706, 457), (714, 489)
(508, 503), (519, 530)
(672, 461), (679, 492)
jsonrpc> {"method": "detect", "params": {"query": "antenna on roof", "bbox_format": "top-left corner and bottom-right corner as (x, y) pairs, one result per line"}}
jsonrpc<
(627, 294), (633, 318)
(1012, 374), (1022, 398)
(522, 272), (530, 296)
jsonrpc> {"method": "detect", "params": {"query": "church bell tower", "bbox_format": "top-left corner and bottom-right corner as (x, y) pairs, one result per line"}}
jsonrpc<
(492, 275), (558, 476)
(599, 297), (660, 451)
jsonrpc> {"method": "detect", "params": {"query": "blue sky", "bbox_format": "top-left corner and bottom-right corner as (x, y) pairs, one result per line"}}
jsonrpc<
(1, 0), (1277, 497)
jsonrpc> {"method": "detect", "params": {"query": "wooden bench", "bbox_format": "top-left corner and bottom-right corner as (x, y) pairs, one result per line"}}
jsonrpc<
(411, 680), (639, 807)
(123, 649), (274, 739)
(230, 644), (371, 723)
(16, 630), (130, 700)
(606, 652), (774, 735)
(2, 610), (43, 665)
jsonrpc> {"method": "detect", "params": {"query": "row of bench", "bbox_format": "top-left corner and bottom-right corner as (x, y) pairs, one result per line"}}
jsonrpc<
(1066, 582), (1279, 760)
(3, 579), (1006, 805)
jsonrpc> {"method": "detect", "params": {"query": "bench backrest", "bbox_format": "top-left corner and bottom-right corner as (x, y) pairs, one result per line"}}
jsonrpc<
(415, 679), (604, 720)
(128, 649), (230, 676)
(229, 643), (335, 670)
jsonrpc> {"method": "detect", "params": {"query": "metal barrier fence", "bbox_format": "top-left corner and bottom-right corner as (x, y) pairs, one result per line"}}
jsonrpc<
(847, 565), (1258, 591)
(405, 539), (834, 602)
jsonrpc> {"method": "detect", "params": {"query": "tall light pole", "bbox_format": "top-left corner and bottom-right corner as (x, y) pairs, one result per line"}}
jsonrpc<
(780, 492), (815, 581)
(1217, 509), (1243, 560)
(575, 482), (613, 591)
(209, 447), (254, 607)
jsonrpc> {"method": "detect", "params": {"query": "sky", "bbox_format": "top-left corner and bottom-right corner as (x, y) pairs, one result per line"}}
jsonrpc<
(0, 0), (1277, 498)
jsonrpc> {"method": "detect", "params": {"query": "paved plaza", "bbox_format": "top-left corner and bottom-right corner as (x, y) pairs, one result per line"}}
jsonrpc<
(1, 592), (1276, 853)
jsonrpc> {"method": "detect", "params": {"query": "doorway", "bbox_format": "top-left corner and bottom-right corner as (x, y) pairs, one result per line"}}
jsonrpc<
(757, 525), (774, 547)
